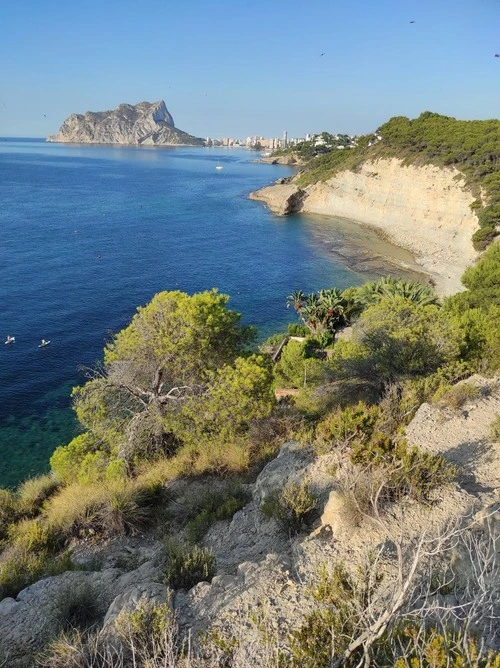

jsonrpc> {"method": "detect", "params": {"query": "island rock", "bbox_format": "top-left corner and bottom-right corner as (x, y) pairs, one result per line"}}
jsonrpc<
(47, 100), (204, 146)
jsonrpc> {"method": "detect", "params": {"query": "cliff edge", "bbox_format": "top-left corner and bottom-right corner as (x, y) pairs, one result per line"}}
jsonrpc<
(47, 100), (204, 146)
(250, 158), (479, 296)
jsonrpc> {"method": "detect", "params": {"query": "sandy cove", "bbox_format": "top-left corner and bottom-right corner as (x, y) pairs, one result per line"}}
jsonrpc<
(249, 158), (480, 296)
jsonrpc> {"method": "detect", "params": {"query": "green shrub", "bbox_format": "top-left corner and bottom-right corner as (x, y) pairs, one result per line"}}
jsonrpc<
(185, 487), (248, 543)
(350, 436), (456, 503)
(164, 539), (216, 590)
(16, 474), (60, 517)
(315, 401), (378, 454)
(8, 518), (57, 552)
(287, 323), (309, 337)
(472, 225), (498, 250)
(261, 481), (316, 534)
(489, 414), (500, 441)
(44, 479), (160, 542)
(0, 489), (16, 541)
(351, 297), (462, 380)
(289, 563), (361, 667)
(57, 583), (100, 631)
(274, 340), (329, 389)
(389, 623), (500, 668)
(0, 547), (74, 600)
(434, 381), (482, 410)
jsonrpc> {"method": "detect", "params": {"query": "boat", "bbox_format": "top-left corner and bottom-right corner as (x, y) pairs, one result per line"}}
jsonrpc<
(215, 162), (223, 171)
(39, 339), (51, 348)
(5, 336), (15, 344)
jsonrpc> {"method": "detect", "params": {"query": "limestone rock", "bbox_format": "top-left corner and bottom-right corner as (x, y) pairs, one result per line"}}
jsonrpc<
(252, 441), (313, 505)
(0, 561), (163, 667)
(103, 582), (172, 630)
(320, 489), (351, 535)
(47, 100), (204, 146)
(248, 184), (307, 215)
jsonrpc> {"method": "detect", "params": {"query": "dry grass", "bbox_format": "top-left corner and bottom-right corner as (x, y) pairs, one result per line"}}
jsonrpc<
(16, 473), (60, 517)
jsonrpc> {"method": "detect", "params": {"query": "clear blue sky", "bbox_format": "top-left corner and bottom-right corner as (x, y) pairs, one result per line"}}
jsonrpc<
(1, 0), (499, 139)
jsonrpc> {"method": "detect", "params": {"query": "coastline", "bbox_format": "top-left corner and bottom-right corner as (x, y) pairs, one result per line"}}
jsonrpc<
(249, 158), (480, 297)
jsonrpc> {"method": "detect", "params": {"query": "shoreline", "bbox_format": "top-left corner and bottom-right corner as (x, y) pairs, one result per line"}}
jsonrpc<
(249, 158), (480, 297)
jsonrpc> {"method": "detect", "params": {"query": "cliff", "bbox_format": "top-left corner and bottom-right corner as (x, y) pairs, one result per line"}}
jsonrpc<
(250, 158), (479, 296)
(47, 100), (204, 146)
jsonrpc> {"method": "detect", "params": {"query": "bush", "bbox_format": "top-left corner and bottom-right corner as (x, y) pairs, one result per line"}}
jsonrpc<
(489, 414), (500, 441)
(44, 479), (160, 542)
(472, 225), (498, 250)
(315, 401), (379, 454)
(0, 489), (16, 541)
(0, 547), (74, 600)
(261, 481), (316, 534)
(16, 474), (60, 517)
(351, 297), (462, 380)
(8, 518), (57, 552)
(274, 340), (329, 389)
(289, 562), (362, 667)
(434, 382), (482, 410)
(57, 583), (100, 631)
(185, 486), (248, 543)
(288, 323), (309, 337)
(163, 539), (216, 590)
(350, 436), (456, 503)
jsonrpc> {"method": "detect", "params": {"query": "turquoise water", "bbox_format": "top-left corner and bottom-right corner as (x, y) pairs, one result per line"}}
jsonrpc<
(0, 140), (394, 488)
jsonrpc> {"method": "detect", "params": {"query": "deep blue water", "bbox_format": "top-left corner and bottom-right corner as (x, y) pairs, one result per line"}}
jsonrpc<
(0, 139), (408, 487)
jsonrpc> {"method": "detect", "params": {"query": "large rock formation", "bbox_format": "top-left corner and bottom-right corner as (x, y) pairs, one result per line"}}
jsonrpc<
(250, 158), (480, 296)
(47, 100), (204, 146)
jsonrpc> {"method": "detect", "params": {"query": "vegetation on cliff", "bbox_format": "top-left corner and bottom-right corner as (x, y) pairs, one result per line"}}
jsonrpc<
(1, 241), (499, 665)
(291, 112), (500, 250)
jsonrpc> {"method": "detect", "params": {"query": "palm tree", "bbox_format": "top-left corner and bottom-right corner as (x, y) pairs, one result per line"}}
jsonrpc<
(356, 277), (439, 307)
(286, 290), (305, 312)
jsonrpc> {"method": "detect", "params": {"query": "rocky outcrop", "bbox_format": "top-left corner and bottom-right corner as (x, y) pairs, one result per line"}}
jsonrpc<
(0, 558), (164, 666)
(249, 183), (307, 215)
(47, 100), (204, 146)
(2, 379), (498, 664)
(250, 158), (480, 295)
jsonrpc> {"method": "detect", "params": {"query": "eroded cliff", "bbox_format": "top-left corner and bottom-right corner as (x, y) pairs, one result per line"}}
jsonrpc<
(250, 158), (480, 295)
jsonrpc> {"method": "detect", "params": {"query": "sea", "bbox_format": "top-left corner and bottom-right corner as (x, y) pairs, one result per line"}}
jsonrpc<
(0, 139), (420, 488)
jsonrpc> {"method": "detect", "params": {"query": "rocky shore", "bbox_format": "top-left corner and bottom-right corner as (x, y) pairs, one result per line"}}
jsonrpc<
(250, 158), (480, 296)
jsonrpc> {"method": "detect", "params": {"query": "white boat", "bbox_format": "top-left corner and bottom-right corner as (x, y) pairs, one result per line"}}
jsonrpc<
(5, 336), (15, 344)
(39, 339), (51, 348)
(215, 163), (223, 170)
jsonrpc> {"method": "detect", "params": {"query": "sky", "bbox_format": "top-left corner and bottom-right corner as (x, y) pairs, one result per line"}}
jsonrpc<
(1, 0), (499, 139)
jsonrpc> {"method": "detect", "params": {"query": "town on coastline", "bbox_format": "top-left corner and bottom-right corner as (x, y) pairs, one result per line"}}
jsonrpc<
(206, 129), (359, 152)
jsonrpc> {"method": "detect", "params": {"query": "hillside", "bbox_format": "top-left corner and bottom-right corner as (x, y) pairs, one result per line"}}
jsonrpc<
(47, 100), (204, 146)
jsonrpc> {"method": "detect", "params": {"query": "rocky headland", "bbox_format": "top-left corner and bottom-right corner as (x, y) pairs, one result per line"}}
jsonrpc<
(47, 100), (204, 146)
(250, 158), (480, 296)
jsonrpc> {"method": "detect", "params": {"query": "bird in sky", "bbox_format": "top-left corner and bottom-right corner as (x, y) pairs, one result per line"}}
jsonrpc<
(495, 54), (500, 58)
(410, 20), (415, 23)
(320, 52), (325, 57)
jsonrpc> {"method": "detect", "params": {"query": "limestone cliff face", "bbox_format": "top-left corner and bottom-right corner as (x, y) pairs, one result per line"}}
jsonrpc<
(250, 158), (480, 295)
(47, 100), (204, 146)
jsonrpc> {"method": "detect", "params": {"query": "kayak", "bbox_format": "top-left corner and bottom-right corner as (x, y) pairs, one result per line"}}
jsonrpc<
(38, 340), (51, 348)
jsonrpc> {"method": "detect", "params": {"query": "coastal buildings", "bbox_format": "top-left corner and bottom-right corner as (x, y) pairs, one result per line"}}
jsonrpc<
(205, 131), (358, 151)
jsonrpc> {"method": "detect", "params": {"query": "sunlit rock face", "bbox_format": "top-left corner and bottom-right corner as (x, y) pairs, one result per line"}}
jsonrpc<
(47, 100), (203, 146)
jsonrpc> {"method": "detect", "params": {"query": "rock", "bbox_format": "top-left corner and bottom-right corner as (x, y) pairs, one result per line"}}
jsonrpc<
(47, 100), (204, 146)
(0, 561), (163, 667)
(248, 184), (307, 215)
(320, 489), (352, 535)
(103, 583), (172, 630)
(252, 442), (312, 505)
